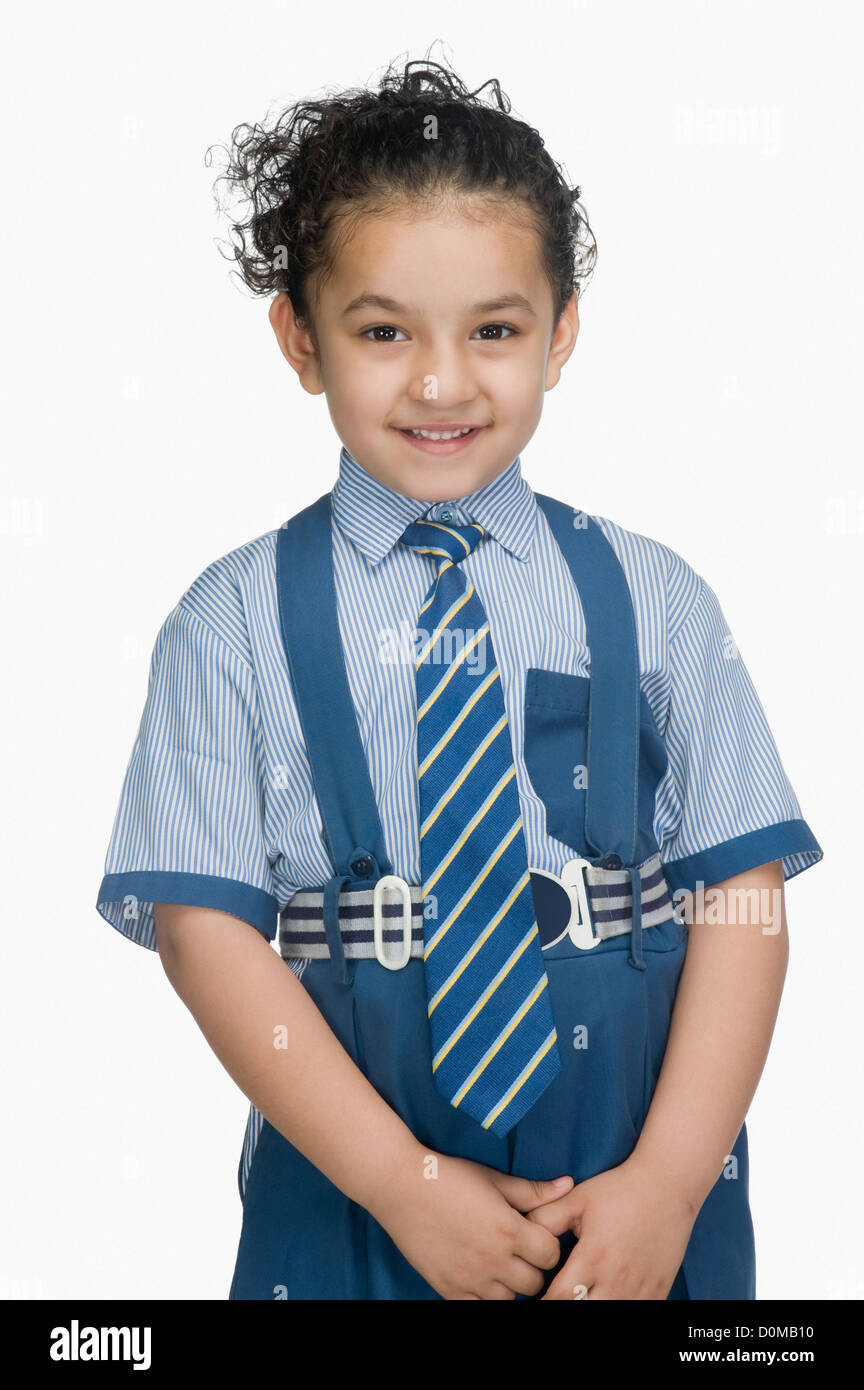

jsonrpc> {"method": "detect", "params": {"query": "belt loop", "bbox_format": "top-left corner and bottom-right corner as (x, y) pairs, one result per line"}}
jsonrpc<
(323, 873), (352, 985)
(627, 864), (646, 971)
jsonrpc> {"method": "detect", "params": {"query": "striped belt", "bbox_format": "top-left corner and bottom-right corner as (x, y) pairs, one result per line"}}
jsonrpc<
(278, 852), (678, 968)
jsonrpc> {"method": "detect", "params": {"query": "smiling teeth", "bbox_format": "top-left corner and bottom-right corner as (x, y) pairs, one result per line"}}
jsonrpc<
(406, 427), (474, 440)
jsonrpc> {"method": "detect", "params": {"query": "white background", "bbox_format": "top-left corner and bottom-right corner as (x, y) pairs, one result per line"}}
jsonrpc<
(2, 0), (860, 1301)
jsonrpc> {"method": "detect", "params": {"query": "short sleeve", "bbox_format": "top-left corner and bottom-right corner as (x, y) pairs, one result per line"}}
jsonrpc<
(655, 571), (823, 896)
(96, 599), (279, 951)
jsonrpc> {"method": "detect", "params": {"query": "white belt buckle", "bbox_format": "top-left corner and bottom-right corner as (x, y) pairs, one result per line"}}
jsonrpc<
(559, 857), (599, 950)
(372, 875), (413, 970)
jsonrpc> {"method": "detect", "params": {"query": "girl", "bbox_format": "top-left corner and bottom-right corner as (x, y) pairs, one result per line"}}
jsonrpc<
(97, 53), (823, 1300)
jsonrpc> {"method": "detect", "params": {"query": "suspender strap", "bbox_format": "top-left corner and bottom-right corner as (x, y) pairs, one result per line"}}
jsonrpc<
(534, 495), (641, 870)
(276, 493), (393, 888)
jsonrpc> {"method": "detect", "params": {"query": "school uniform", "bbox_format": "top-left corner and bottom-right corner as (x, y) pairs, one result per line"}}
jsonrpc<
(96, 445), (823, 1301)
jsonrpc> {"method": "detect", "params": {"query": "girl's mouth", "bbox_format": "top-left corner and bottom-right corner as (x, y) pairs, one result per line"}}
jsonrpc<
(396, 425), (486, 455)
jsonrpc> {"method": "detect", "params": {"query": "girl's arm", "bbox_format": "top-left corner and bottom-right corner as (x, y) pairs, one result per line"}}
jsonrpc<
(527, 859), (788, 1299)
(153, 904), (568, 1299)
(631, 857), (788, 1207)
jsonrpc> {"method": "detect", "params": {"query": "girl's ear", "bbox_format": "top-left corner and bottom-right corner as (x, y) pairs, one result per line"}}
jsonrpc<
(268, 292), (325, 395)
(545, 292), (580, 392)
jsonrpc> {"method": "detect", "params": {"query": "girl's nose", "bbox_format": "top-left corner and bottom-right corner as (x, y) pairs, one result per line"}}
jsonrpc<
(407, 350), (477, 406)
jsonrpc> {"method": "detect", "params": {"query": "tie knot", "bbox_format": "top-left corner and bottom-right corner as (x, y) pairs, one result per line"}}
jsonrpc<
(398, 515), (487, 567)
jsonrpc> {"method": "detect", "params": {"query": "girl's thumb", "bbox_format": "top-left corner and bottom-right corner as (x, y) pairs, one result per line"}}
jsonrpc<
(493, 1172), (574, 1212)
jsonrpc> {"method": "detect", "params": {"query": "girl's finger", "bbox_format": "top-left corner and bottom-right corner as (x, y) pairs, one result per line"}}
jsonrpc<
(542, 1255), (593, 1301)
(482, 1279), (517, 1301)
(513, 1212), (564, 1270)
(503, 1254), (550, 1298)
(524, 1198), (567, 1234)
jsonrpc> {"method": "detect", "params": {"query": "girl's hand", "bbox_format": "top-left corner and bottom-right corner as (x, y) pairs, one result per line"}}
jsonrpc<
(370, 1151), (574, 1300)
(526, 1155), (697, 1300)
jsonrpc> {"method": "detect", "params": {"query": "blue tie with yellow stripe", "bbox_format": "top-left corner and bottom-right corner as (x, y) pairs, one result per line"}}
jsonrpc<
(399, 514), (562, 1137)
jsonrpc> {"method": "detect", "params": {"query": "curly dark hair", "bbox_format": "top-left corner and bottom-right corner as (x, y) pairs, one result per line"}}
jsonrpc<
(207, 45), (596, 344)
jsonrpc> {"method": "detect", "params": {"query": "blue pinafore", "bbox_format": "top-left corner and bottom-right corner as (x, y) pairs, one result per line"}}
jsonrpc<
(228, 493), (757, 1301)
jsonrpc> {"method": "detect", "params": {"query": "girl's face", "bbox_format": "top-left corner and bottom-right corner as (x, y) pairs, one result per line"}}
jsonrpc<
(270, 200), (579, 502)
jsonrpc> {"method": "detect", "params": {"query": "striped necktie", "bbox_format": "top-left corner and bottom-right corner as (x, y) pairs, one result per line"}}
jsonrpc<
(398, 514), (562, 1137)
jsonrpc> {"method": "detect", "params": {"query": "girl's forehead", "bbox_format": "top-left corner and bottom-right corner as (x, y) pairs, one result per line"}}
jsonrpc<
(324, 205), (546, 299)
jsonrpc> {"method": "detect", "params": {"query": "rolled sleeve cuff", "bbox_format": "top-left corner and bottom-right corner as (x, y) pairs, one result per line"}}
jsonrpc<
(661, 818), (824, 897)
(97, 871), (280, 952)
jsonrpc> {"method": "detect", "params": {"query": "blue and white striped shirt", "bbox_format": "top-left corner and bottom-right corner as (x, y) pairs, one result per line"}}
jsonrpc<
(98, 443), (821, 952)
(97, 444), (822, 1189)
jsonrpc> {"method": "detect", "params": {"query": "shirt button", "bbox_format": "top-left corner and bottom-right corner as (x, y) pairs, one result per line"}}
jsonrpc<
(440, 507), (454, 522)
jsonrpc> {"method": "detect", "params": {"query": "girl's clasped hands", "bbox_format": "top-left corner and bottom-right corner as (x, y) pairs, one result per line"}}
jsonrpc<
(374, 1149), (695, 1301)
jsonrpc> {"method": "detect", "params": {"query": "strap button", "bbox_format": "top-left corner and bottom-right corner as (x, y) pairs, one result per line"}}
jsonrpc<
(601, 853), (622, 870)
(352, 855), (374, 877)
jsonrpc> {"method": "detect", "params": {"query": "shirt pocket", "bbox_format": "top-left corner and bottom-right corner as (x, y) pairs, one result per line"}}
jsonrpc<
(523, 666), (669, 860)
(523, 668), (591, 854)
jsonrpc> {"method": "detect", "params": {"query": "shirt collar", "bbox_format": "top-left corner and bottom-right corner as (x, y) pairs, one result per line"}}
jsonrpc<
(331, 444), (538, 564)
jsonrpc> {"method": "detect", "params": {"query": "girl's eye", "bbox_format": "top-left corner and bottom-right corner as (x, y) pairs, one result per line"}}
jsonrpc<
(472, 323), (518, 341)
(361, 322), (519, 343)
(362, 325), (407, 343)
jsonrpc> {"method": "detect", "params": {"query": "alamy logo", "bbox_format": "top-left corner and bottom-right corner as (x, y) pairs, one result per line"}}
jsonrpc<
(49, 1320), (151, 1370)
(378, 620), (488, 674)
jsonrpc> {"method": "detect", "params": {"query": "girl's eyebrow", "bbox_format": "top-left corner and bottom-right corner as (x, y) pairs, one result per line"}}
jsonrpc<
(340, 292), (536, 318)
